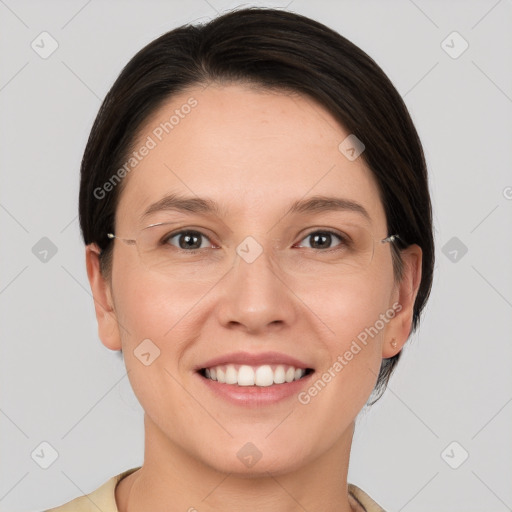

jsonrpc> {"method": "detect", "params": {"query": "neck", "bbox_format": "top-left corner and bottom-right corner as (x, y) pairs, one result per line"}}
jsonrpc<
(116, 414), (358, 512)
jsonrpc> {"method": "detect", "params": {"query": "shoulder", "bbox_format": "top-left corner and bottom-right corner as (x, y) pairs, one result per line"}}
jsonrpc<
(348, 483), (387, 512)
(45, 467), (141, 512)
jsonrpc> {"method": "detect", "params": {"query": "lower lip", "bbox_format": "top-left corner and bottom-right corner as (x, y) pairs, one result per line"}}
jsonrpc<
(196, 371), (315, 407)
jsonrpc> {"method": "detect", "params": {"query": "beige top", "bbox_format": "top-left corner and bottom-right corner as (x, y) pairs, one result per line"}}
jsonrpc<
(45, 467), (386, 512)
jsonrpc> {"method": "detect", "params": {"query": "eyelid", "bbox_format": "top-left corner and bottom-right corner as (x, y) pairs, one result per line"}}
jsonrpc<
(294, 229), (346, 249)
(154, 225), (352, 251)
(163, 227), (220, 249)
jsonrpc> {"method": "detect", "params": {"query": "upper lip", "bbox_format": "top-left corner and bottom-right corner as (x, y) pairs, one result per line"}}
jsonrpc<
(195, 351), (313, 371)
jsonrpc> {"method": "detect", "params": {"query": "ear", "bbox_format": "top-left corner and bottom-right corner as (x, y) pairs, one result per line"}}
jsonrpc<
(382, 244), (423, 358)
(85, 243), (122, 351)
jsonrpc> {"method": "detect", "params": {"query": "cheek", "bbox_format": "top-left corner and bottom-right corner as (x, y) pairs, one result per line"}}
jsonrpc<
(111, 267), (211, 399)
(112, 262), (206, 344)
(291, 277), (392, 434)
(306, 268), (393, 343)
(111, 272), (200, 426)
(302, 270), (393, 393)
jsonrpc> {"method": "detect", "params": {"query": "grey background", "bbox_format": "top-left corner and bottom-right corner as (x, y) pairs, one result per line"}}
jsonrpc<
(1, 0), (511, 511)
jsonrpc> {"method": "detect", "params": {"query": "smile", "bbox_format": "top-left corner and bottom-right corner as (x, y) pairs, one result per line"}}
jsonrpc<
(199, 364), (314, 387)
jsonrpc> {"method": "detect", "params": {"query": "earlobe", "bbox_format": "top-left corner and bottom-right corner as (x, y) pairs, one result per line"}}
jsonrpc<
(382, 244), (423, 358)
(85, 244), (122, 351)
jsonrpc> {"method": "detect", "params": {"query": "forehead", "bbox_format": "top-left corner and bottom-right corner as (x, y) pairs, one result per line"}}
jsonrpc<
(116, 83), (386, 230)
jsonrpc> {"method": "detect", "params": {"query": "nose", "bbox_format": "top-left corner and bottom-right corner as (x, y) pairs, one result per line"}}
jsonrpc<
(215, 243), (298, 335)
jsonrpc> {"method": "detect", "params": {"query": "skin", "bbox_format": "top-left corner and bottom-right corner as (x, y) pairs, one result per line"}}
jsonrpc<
(86, 83), (422, 512)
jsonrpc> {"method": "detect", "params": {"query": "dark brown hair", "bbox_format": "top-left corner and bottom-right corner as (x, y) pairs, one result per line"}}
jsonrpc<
(79, 7), (434, 404)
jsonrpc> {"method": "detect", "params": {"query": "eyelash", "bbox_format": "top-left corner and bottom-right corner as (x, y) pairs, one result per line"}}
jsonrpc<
(162, 229), (348, 254)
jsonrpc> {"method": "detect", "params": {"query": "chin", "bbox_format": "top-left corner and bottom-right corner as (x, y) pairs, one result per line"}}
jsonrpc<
(195, 434), (311, 477)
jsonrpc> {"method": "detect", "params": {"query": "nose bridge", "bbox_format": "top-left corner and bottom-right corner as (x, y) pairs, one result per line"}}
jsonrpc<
(234, 237), (279, 285)
(218, 238), (295, 332)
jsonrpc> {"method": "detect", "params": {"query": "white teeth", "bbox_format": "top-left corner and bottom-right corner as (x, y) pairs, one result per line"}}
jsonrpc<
(273, 365), (286, 384)
(285, 367), (295, 383)
(225, 364), (237, 384)
(202, 364), (309, 387)
(238, 365), (255, 386)
(216, 367), (226, 383)
(255, 365), (274, 387)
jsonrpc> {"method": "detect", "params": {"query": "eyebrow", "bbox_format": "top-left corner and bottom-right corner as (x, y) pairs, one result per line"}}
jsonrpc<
(285, 195), (371, 221)
(139, 193), (226, 223)
(139, 193), (371, 223)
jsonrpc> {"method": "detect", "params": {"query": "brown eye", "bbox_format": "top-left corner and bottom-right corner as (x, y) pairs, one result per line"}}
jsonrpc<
(164, 230), (212, 250)
(297, 231), (345, 250)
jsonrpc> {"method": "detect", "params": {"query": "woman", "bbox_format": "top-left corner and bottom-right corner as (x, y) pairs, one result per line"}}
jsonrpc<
(48, 7), (433, 512)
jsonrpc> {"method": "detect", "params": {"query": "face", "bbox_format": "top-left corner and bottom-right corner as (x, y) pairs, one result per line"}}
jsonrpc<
(88, 83), (419, 476)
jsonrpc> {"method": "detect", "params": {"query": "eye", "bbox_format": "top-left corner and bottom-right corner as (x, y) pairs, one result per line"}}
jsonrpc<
(295, 230), (346, 251)
(164, 230), (215, 251)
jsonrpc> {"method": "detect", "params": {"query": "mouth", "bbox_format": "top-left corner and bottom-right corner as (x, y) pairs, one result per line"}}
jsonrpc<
(198, 364), (315, 387)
